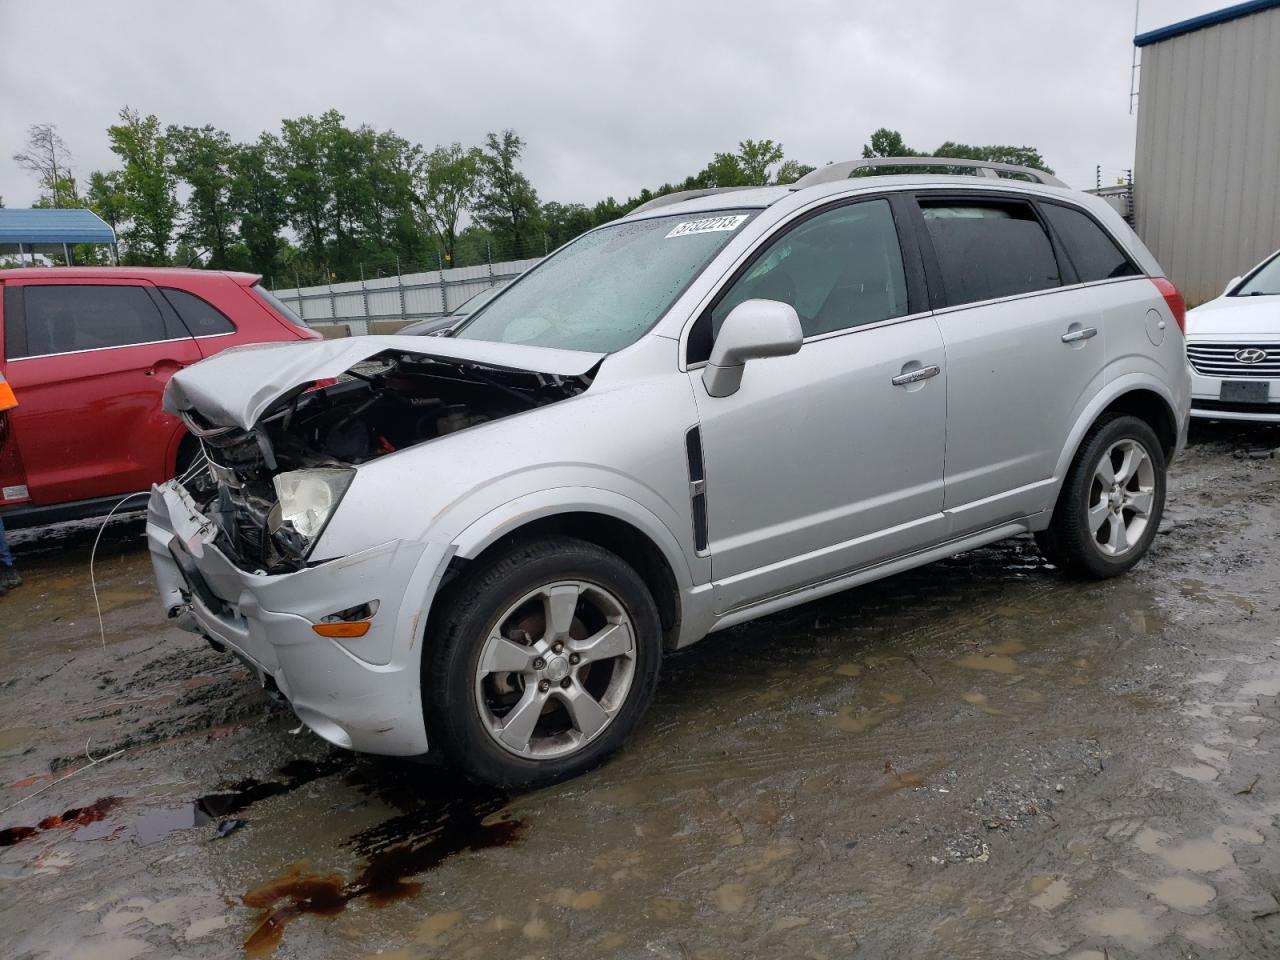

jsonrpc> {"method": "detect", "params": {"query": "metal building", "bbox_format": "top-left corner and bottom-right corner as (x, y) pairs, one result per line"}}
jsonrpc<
(1133, 0), (1280, 304)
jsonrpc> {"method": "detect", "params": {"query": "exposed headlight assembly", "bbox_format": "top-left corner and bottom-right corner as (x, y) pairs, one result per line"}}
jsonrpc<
(269, 468), (355, 555)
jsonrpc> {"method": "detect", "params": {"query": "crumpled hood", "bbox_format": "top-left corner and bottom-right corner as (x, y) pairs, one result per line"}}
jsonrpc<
(164, 335), (604, 429)
(1186, 296), (1280, 339)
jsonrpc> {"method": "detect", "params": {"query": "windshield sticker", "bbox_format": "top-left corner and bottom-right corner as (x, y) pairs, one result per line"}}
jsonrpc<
(665, 214), (749, 238)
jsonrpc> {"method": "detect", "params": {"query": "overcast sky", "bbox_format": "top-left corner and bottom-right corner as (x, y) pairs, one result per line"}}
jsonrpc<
(0, 0), (1228, 209)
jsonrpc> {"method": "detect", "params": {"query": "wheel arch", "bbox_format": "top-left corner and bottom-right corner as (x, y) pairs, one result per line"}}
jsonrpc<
(436, 494), (695, 651)
(1054, 378), (1179, 485)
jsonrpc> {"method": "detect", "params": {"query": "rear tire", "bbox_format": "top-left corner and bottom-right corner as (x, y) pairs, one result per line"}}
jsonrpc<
(1039, 414), (1166, 579)
(425, 536), (662, 790)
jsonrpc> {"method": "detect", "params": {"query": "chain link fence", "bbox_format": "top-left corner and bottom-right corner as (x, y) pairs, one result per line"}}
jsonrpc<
(270, 256), (543, 337)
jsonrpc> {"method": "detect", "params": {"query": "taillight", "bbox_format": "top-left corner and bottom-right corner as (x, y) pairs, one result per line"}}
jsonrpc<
(1151, 277), (1186, 334)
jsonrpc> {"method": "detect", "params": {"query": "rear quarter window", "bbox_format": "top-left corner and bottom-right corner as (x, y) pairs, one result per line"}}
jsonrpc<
(160, 287), (236, 336)
(919, 198), (1061, 307)
(1039, 203), (1139, 283)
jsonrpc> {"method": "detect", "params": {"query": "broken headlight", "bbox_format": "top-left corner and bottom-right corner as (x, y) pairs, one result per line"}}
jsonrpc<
(269, 468), (355, 554)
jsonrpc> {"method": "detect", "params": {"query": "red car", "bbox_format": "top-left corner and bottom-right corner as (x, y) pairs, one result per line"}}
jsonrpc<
(0, 268), (320, 527)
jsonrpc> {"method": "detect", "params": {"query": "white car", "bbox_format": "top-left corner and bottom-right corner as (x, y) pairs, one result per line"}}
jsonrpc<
(1186, 248), (1280, 422)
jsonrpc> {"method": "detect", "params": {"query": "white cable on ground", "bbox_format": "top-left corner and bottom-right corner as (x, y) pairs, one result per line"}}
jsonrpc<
(0, 737), (125, 817)
(89, 449), (210, 650)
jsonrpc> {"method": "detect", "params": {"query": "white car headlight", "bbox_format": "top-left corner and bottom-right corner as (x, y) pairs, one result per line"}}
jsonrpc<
(271, 469), (355, 542)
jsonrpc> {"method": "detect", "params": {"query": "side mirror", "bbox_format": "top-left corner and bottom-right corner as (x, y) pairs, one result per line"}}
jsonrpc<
(702, 299), (803, 398)
(1225, 276), (1242, 296)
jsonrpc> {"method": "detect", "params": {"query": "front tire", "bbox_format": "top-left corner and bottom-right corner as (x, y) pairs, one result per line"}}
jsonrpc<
(425, 537), (662, 790)
(1037, 414), (1166, 579)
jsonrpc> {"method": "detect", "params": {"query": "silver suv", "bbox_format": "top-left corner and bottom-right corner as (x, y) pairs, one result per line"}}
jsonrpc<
(149, 157), (1191, 788)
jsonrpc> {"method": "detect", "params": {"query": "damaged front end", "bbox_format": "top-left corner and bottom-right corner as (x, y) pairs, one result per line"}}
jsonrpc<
(148, 337), (602, 755)
(176, 345), (595, 574)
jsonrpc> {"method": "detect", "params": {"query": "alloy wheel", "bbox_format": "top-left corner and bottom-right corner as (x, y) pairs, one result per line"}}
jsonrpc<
(1088, 438), (1156, 557)
(474, 580), (637, 760)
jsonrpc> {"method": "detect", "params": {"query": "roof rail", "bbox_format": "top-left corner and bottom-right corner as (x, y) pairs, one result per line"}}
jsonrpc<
(791, 157), (1067, 189)
(628, 185), (762, 215)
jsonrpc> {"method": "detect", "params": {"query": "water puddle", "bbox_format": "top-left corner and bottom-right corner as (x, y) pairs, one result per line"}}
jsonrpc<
(954, 653), (1019, 674)
(0, 726), (39, 758)
(1028, 875), (1071, 911)
(961, 691), (1006, 716)
(1135, 828), (1234, 872)
(194, 755), (348, 819)
(834, 705), (888, 733)
(1171, 763), (1219, 782)
(1150, 875), (1216, 911)
(242, 770), (521, 957)
(1083, 906), (1160, 946)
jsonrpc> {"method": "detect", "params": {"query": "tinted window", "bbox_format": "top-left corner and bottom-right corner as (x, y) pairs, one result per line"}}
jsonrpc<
(17, 285), (173, 358)
(920, 199), (1060, 306)
(1040, 203), (1139, 282)
(710, 199), (908, 341)
(161, 288), (235, 336)
(251, 283), (311, 331)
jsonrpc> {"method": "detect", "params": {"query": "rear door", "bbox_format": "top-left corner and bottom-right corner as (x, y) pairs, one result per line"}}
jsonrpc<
(0, 284), (32, 512)
(911, 192), (1106, 534)
(2, 280), (201, 506)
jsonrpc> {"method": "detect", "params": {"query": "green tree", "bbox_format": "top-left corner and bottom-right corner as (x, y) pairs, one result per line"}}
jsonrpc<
(736, 139), (785, 184)
(230, 136), (288, 277)
(108, 108), (178, 263)
(85, 172), (127, 230)
(540, 201), (596, 251)
(859, 128), (1054, 175)
(417, 142), (481, 266)
(278, 111), (339, 271)
(773, 159), (814, 184)
(168, 124), (238, 267)
(474, 130), (540, 259)
(363, 130), (424, 272)
(933, 141), (1053, 173)
(13, 123), (79, 207)
(861, 128), (920, 159)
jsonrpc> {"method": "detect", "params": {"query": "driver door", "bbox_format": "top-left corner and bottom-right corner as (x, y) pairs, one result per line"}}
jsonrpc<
(688, 197), (949, 613)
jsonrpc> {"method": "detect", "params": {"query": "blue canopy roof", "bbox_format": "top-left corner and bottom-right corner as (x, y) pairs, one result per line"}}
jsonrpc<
(0, 208), (116, 245)
(1135, 0), (1280, 47)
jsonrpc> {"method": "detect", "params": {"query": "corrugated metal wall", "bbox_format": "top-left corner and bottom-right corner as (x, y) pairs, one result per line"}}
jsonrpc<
(1134, 5), (1280, 305)
(272, 257), (543, 336)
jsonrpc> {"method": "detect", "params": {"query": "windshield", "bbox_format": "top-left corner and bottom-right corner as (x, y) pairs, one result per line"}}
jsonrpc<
(453, 210), (757, 352)
(1234, 251), (1280, 296)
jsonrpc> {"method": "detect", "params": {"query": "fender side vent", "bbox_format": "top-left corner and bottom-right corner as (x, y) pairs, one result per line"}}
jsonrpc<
(685, 426), (708, 553)
(685, 426), (705, 483)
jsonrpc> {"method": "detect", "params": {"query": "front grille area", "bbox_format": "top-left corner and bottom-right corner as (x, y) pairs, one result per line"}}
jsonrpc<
(1187, 342), (1280, 378)
(1192, 398), (1280, 413)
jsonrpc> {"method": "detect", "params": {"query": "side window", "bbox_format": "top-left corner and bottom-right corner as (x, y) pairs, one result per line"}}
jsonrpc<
(16, 285), (171, 359)
(709, 199), (909, 342)
(160, 288), (236, 336)
(919, 198), (1060, 306)
(1039, 203), (1140, 283)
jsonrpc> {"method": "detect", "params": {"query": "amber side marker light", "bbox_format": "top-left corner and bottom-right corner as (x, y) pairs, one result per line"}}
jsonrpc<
(313, 621), (371, 638)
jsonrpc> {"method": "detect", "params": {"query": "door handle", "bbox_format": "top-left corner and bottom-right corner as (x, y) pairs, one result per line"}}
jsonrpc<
(147, 359), (187, 378)
(891, 364), (941, 386)
(1061, 326), (1098, 343)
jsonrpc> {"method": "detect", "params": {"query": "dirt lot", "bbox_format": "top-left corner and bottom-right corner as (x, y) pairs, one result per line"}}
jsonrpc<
(2, 422), (1280, 960)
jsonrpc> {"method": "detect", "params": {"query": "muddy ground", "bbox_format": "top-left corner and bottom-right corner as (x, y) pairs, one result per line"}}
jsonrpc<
(2, 422), (1280, 960)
